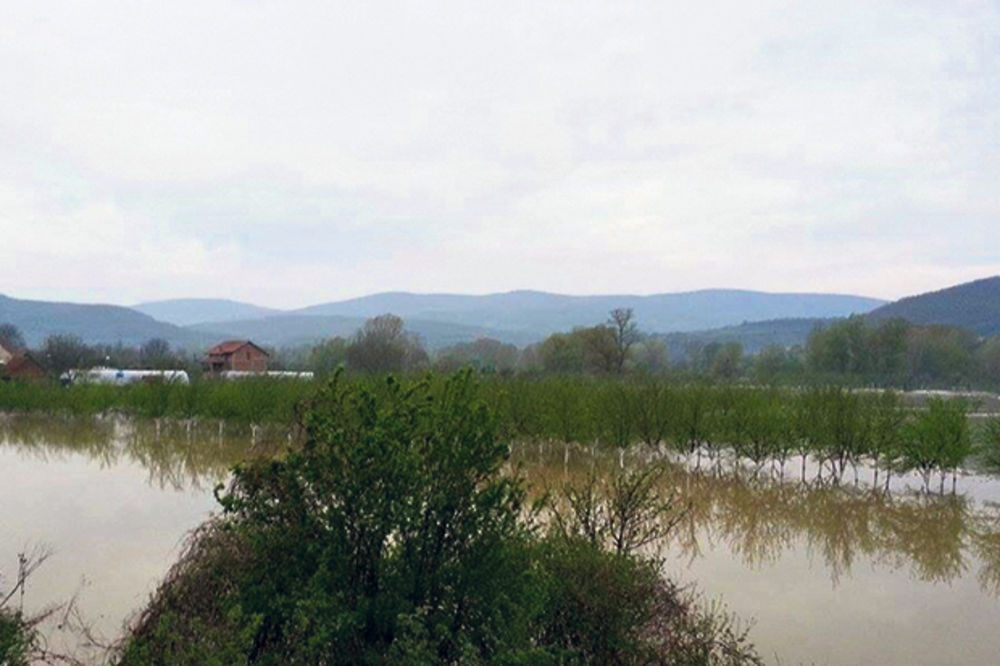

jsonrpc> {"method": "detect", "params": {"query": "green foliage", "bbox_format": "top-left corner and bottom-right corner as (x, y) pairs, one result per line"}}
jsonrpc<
(345, 314), (428, 373)
(0, 610), (32, 666)
(0, 378), (317, 424)
(978, 418), (1000, 473)
(433, 338), (519, 374)
(900, 398), (971, 485)
(120, 371), (761, 665)
(804, 316), (991, 388)
(2, 370), (987, 483)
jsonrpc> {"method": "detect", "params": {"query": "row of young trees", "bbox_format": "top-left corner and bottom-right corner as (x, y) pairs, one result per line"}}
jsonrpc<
(470, 378), (979, 491)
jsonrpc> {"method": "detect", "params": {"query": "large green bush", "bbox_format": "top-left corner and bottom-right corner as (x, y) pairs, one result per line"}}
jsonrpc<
(118, 371), (760, 665)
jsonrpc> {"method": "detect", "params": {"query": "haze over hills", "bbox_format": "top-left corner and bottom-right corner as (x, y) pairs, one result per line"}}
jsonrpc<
(153, 288), (885, 349)
(288, 289), (885, 335)
(188, 315), (540, 351)
(0, 293), (211, 349)
(132, 299), (280, 327)
(0, 288), (888, 352)
(867, 276), (1000, 336)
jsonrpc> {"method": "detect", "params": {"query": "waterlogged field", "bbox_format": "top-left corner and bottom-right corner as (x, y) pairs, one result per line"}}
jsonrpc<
(2, 414), (1000, 664)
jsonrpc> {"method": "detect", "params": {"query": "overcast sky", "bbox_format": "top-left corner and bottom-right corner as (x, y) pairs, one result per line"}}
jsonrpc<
(1, 1), (998, 308)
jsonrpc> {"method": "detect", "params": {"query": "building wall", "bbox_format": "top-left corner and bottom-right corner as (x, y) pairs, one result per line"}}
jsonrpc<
(228, 347), (269, 372)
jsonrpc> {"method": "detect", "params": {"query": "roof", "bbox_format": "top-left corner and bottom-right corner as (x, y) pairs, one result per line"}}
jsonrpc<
(206, 340), (270, 357)
(4, 352), (44, 375)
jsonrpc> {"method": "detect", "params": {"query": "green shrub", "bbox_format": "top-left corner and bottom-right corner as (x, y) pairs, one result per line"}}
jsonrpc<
(0, 609), (32, 666)
(118, 371), (760, 665)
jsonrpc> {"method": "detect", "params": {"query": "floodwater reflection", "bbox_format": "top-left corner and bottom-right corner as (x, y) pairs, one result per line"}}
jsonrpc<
(3, 417), (1000, 665)
(514, 443), (1000, 665)
(515, 443), (1000, 598)
(0, 413), (288, 490)
(0, 414), (290, 656)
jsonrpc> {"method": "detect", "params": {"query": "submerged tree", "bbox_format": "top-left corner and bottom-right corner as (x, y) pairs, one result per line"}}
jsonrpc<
(901, 398), (971, 492)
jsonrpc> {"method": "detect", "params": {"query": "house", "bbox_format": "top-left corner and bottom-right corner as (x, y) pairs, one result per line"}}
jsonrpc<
(0, 342), (13, 366)
(202, 340), (270, 373)
(1, 352), (46, 381)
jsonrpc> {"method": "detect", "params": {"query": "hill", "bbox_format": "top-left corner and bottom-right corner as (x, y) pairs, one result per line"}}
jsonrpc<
(867, 276), (1000, 336)
(291, 289), (884, 337)
(656, 318), (831, 360)
(0, 294), (211, 349)
(187, 315), (539, 351)
(133, 298), (280, 326)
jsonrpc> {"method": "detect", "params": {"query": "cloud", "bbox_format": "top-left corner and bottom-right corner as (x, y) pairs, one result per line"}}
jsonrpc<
(1, 0), (998, 306)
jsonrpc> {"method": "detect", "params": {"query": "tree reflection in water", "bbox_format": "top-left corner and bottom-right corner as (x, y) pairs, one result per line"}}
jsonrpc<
(3, 415), (999, 598)
(0, 413), (290, 491)
(512, 441), (1000, 598)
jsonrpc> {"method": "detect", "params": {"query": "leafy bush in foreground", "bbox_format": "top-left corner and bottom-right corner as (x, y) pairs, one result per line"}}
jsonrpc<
(0, 609), (33, 666)
(118, 371), (760, 665)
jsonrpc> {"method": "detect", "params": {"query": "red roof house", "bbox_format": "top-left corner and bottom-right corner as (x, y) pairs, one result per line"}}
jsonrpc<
(202, 340), (270, 373)
(1, 352), (46, 381)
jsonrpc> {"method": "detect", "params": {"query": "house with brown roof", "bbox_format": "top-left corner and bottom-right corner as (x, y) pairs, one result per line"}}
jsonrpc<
(1, 352), (46, 381)
(202, 340), (270, 374)
(0, 342), (13, 366)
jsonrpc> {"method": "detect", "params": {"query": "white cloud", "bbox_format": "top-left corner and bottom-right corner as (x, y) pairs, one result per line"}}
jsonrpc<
(0, 0), (998, 306)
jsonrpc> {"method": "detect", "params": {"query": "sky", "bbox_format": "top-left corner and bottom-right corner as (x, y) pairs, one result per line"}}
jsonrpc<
(1, 0), (999, 309)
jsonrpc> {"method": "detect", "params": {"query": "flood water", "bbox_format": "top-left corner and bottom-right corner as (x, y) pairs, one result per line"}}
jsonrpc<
(3, 415), (1000, 665)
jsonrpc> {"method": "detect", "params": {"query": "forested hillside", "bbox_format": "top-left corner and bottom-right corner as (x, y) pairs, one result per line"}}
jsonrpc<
(0, 294), (209, 348)
(868, 276), (1000, 335)
(656, 318), (830, 358)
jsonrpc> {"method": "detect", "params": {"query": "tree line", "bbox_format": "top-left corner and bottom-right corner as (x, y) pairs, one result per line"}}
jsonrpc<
(4, 308), (1000, 389)
(476, 378), (985, 492)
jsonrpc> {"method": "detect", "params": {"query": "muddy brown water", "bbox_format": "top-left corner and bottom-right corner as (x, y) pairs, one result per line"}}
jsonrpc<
(2, 415), (999, 665)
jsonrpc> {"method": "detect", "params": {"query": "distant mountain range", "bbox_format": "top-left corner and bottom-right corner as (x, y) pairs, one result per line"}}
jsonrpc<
(286, 290), (884, 336)
(0, 293), (211, 349)
(14, 277), (1000, 353)
(867, 276), (1000, 336)
(0, 288), (887, 351)
(121, 289), (883, 350)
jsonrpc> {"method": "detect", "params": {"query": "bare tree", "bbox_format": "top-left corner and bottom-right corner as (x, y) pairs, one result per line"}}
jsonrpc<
(608, 308), (640, 374)
(139, 338), (175, 369)
(0, 323), (26, 351)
